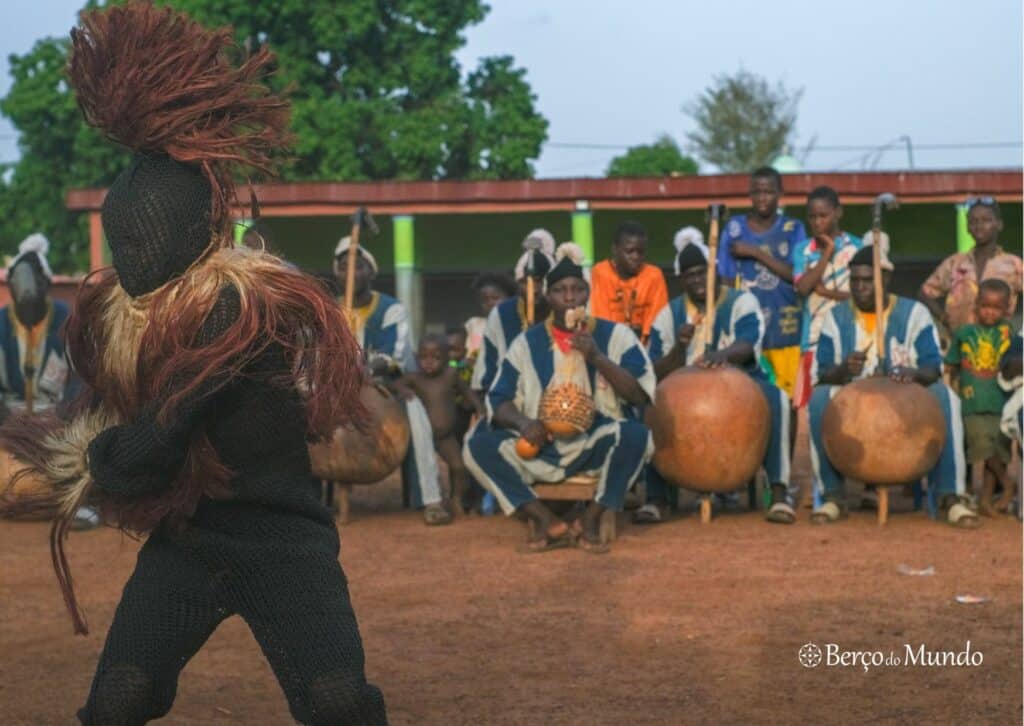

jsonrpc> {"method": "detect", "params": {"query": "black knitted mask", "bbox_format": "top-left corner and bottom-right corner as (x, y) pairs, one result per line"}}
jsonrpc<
(101, 154), (213, 297)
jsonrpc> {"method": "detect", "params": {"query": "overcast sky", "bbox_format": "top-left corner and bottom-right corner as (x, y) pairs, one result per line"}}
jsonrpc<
(2, 0), (1021, 177)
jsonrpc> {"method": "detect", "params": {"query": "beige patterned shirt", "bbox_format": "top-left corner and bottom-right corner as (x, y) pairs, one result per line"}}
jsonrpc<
(921, 246), (1022, 330)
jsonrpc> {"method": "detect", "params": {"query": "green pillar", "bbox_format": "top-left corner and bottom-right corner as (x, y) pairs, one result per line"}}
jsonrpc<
(392, 215), (421, 344)
(955, 203), (974, 253)
(572, 203), (595, 270)
(233, 218), (252, 246)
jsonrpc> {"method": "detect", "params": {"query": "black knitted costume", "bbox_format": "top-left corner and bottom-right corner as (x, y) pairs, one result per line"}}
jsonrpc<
(5, 4), (388, 724)
(76, 289), (386, 726)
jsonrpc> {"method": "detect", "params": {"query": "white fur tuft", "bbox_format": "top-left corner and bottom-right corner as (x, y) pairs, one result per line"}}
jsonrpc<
(554, 242), (584, 265)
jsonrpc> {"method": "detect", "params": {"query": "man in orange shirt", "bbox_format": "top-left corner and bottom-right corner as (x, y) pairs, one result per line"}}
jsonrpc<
(590, 221), (669, 341)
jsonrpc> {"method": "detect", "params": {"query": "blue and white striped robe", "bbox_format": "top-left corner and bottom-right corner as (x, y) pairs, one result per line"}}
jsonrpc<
(471, 296), (528, 392)
(0, 300), (72, 413)
(354, 292), (416, 374)
(353, 291), (440, 507)
(465, 319), (656, 515)
(809, 295), (965, 501)
(646, 288), (792, 498)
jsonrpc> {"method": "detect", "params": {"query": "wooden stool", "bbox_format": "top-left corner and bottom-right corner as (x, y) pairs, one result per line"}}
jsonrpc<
(530, 474), (616, 543)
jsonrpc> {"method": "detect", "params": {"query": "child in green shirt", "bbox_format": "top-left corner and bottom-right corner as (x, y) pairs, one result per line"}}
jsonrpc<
(944, 279), (1016, 515)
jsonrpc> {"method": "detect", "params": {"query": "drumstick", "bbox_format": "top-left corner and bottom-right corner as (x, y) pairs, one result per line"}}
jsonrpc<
(703, 204), (726, 355)
(526, 276), (535, 326)
(344, 213), (362, 313)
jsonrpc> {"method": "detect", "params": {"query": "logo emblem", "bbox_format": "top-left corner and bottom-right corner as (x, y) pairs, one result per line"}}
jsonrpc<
(798, 643), (823, 668)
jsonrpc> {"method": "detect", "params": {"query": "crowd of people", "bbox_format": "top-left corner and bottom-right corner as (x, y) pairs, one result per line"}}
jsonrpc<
(3, 169), (1020, 549)
(310, 167), (1023, 550)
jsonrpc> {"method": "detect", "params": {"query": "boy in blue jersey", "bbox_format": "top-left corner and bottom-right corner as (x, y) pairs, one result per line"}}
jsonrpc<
(718, 167), (807, 400)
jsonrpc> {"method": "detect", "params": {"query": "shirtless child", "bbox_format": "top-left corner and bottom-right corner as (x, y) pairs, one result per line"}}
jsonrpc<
(397, 335), (484, 515)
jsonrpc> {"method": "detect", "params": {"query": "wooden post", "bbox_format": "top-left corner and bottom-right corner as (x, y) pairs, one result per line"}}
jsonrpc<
(699, 495), (712, 524)
(877, 487), (889, 526)
(337, 484), (352, 525)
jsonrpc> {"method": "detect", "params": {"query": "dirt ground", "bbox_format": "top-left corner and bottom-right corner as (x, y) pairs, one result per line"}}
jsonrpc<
(1, 469), (1021, 726)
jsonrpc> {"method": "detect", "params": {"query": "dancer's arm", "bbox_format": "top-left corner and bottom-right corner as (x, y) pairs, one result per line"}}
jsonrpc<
(87, 287), (242, 497)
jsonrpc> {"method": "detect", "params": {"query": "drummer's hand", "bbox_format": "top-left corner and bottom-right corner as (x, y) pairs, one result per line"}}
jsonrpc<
(698, 350), (730, 369)
(844, 351), (866, 378)
(369, 358), (391, 378)
(519, 419), (549, 448)
(889, 366), (917, 384)
(676, 323), (696, 350)
(570, 330), (599, 363)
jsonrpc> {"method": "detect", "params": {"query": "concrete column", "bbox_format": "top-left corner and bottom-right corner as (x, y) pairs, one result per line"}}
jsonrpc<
(393, 215), (422, 345)
(572, 202), (595, 274)
(955, 203), (973, 253)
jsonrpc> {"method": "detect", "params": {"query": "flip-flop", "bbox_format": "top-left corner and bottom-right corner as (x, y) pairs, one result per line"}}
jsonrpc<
(423, 503), (453, 526)
(632, 503), (664, 525)
(568, 519), (611, 554)
(518, 529), (571, 554)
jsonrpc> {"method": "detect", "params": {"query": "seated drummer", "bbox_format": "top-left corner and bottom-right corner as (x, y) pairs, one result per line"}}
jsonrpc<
(639, 239), (795, 524)
(464, 243), (656, 554)
(808, 245), (976, 528)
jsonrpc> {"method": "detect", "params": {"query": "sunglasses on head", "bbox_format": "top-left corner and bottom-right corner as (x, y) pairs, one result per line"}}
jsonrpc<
(966, 196), (999, 210)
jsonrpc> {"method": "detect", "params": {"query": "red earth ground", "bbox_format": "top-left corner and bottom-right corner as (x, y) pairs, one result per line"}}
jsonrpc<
(1, 473), (1020, 726)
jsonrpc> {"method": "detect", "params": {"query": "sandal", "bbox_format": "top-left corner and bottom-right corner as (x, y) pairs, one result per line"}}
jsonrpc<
(810, 500), (847, 525)
(632, 503), (664, 525)
(423, 503), (453, 526)
(569, 519), (611, 555)
(519, 524), (571, 554)
(765, 501), (796, 524)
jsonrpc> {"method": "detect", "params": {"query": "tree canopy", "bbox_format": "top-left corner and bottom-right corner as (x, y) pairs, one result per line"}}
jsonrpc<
(685, 69), (801, 173)
(605, 135), (698, 178)
(0, 0), (549, 270)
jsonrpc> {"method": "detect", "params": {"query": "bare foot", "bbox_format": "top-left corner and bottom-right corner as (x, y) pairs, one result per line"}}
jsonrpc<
(978, 498), (996, 518)
(994, 496), (1014, 514)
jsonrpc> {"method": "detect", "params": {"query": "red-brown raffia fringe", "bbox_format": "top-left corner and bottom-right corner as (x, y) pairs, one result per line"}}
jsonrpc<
(67, 1), (291, 237)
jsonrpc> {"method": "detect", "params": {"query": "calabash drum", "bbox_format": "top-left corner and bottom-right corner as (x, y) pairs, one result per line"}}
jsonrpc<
(821, 377), (944, 484)
(308, 383), (411, 484)
(646, 366), (770, 492)
(539, 382), (596, 439)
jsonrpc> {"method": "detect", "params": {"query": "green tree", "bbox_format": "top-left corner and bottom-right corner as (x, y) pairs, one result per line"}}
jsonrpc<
(605, 135), (698, 178)
(0, 0), (548, 270)
(0, 38), (126, 271)
(685, 69), (801, 173)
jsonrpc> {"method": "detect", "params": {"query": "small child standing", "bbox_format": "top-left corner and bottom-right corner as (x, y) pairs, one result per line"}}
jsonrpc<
(397, 334), (484, 516)
(944, 279), (1016, 515)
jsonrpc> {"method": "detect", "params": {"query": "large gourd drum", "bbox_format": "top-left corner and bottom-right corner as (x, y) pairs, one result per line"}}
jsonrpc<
(822, 377), (944, 484)
(308, 383), (410, 484)
(647, 366), (770, 492)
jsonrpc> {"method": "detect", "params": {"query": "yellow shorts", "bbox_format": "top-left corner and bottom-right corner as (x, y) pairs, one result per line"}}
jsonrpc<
(763, 346), (801, 399)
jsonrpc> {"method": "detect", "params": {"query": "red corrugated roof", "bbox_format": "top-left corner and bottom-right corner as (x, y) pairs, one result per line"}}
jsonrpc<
(67, 169), (1022, 215)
